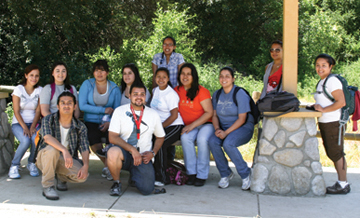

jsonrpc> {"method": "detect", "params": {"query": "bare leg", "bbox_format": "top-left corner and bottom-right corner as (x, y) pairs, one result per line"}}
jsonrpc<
(334, 157), (347, 181)
(107, 146), (123, 181)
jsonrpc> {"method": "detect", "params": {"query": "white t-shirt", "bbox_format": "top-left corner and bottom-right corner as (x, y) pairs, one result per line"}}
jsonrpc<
(314, 76), (342, 123)
(12, 85), (43, 124)
(150, 86), (184, 126)
(60, 124), (70, 149)
(109, 104), (165, 153)
(40, 84), (78, 114)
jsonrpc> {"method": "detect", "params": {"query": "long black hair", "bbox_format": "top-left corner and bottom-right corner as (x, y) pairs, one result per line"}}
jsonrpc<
(20, 64), (40, 88)
(177, 63), (199, 101)
(120, 63), (143, 93)
(155, 67), (172, 88)
(49, 61), (72, 91)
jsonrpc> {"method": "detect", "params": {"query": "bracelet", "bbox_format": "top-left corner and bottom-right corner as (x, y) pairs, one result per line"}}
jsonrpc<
(151, 150), (156, 157)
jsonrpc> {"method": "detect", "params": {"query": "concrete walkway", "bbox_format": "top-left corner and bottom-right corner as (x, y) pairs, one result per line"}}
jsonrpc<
(0, 154), (359, 218)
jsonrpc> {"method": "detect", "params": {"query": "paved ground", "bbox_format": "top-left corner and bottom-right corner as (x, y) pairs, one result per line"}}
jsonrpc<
(0, 154), (359, 218)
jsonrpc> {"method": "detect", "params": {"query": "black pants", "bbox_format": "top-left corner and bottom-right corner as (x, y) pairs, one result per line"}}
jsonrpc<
(153, 125), (183, 184)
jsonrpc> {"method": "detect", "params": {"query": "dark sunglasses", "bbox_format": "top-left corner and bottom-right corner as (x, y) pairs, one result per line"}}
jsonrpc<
(270, 48), (282, 53)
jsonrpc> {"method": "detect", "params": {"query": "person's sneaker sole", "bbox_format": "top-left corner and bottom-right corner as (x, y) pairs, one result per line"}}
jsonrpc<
(42, 192), (59, 200)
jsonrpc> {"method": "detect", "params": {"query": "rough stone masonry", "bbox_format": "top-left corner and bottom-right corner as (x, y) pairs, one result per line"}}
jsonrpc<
(251, 117), (326, 196)
(0, 95), (14, 175)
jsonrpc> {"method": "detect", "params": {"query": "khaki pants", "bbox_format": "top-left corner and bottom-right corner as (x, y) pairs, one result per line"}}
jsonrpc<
(36, 146), (87, 188)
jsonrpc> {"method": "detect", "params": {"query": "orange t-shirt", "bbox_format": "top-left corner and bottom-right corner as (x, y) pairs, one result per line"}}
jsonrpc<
(175, 85), (211, 125)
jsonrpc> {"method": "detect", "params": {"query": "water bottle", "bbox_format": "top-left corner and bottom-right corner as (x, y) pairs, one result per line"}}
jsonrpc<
(99, 114), (110, 129)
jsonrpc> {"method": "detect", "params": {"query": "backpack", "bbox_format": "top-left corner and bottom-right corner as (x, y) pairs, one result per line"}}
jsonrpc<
(51, 83), (74, 100)
(257, 91), (300, 117)
(318, 74), (358, 121)
(166, 161), (188, 185)
(215, 86), (260, 125)
(317, 74), (358, 145)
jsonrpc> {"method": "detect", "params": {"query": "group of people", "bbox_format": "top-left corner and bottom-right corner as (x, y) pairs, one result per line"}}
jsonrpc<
(8, 38), (350, 201)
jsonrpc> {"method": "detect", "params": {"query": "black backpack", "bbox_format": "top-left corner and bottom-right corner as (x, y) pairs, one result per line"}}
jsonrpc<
(215, 86), (260, 125)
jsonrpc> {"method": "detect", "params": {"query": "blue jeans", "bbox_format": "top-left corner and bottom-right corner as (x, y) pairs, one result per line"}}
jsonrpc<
(11, 123), (40, 166)
(208, 125), (253, 179)
(180, 123), (214, 179)
(118, 146), (155, 195)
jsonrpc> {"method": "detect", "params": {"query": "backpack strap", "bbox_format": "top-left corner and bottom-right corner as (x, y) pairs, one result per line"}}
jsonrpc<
(232, 86), (241, 107)
(322, 74), (335, 102)
(50, 83), (56, 101)
(51, 83), (74, 101)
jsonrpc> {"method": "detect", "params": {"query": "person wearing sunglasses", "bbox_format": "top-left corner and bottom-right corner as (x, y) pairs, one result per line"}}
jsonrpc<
(260, 40), (283, 99)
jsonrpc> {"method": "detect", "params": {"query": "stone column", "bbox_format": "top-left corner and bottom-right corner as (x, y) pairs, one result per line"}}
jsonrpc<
(0, 92), (14, 175)
(251, 116), (326, 196)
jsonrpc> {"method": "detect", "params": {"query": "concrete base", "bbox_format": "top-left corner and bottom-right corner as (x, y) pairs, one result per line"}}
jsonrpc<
(0, 153), (359, 217)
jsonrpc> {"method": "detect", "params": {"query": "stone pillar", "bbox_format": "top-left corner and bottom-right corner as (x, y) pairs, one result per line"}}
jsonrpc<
(251, 116), (326, 196)
(0, 92), (14, 175)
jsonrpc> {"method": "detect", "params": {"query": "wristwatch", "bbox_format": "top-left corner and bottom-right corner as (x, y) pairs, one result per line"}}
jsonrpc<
(151, 150), (156, 157)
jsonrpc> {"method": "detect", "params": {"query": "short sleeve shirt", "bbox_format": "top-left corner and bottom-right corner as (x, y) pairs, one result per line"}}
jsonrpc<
(314, 76), (343, 123)
(108, 104), (165, 153)
(150, 86), (184, 126)
(212, 86), (254, 130)
(40, 84), (78, 114)
(152, 52), (185, 87)
(12, 85), (43, 124)
(175, 85), (211, 125)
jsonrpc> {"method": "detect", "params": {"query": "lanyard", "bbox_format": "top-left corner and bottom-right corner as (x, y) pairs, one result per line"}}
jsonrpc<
(130, 105), (144, 140)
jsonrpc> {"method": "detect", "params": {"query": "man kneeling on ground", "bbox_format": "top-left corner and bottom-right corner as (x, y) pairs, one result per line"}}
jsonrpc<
(36, 91), (90, 200)
(107, 82), (165, 195)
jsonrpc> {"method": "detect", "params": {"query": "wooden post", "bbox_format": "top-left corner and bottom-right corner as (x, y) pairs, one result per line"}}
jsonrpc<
(283, 0), (298, 96)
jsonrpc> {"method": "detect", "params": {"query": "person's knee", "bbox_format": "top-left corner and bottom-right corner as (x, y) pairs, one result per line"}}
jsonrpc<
(107, 147), (122, 164)
(137, 181), (154, 195)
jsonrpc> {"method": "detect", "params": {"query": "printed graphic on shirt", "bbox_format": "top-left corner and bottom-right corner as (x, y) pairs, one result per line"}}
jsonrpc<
(125, 111), (149, 146)
(180, 100), (194, 108)
(150, 97), (161, 108)
(20, 94), (40, 108)
(217, 99), (234, 114)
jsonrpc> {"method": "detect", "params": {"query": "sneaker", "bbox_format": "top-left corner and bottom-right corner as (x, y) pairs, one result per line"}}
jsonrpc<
(110, 182), (122, 196)
(218, 172), (234, 189)
(102, 167), (113, 181)
(155, 181), (165, 187)
(56, 178), (68, 191)
(194, 178), (206, 187)
(27, 163), (39, 177)
(8, 166), (21, 179)
(241, 173), (251, 190)
(326, 182), (351, 194)
(43, 186), (59, 200)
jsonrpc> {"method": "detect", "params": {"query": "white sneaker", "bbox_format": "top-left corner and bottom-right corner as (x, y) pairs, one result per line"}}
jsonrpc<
(241, 173), (251, 190)
(27, 163), (39, 177)
(218, 172), (234, 189)
(8, 165), (21, 179)
(155, 181), (165, 187)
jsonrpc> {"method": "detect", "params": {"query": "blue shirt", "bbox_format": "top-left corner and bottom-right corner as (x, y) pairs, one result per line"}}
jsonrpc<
(212, 86), (254, 130)
(152, 52), (185, 87)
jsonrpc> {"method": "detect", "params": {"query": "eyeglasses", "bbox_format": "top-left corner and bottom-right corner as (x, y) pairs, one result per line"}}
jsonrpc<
(163, 43), (174, 47)
(270, 48), (282, 53)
